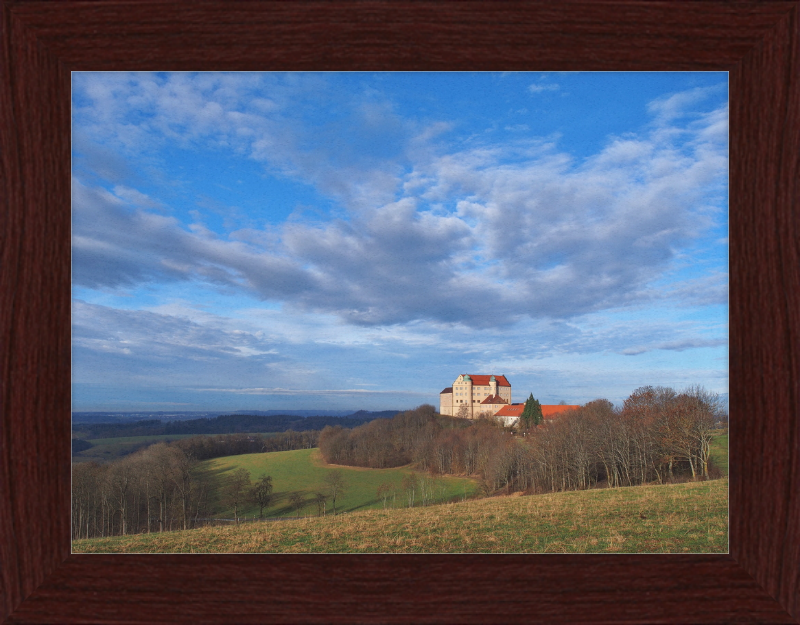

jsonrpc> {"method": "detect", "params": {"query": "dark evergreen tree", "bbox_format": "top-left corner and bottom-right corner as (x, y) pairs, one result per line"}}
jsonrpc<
(520, 393), (535, 429)
(531, 396), (544, 426)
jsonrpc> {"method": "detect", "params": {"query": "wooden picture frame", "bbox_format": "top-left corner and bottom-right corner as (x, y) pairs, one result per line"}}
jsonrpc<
(2, 1), (798, 622)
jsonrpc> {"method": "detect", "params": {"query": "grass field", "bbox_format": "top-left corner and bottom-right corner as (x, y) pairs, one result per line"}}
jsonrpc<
(200, 449), (479, 518)
(710, 431), (728, 476)
(73, 476), (728, 554)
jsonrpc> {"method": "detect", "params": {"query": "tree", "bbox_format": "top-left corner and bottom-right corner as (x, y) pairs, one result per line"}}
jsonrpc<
(323, 470), (346, 515)
(521, 393), (544, 429)
(376, 482), (394, 509)
(520, 394), (534, 429)
(314, 492), (327, 516)
(106, 455), (135, 535)
(250, 475), (273, 518)
(531, 396), (544, 426)
(226, 468), (251, 524)
(288, 491), (304, 515)
(401, 473), (419, 507)
(169, 447), (199, 530)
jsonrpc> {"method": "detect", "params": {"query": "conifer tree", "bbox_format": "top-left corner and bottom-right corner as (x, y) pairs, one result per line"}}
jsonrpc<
(521, 393), (544, 428)
(521, 393), (535, 429)
(531, 396), (544, 426)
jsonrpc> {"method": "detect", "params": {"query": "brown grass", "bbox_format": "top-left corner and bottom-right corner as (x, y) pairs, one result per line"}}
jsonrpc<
(74, 476), (727, 554)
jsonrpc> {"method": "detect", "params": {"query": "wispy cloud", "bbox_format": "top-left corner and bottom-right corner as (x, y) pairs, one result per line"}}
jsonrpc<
(528, 83), (560, 94)
(71, 73), (729, 410)
(196, 387), (430, 396)
(621, 338), (728, 356)
(72, 85), (727, 329)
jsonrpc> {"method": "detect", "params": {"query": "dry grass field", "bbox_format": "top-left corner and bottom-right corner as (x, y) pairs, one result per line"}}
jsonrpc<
(73, 475), (727, 554)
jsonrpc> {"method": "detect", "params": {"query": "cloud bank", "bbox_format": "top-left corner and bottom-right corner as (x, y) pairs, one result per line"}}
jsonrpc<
(72, 73), (728, 329)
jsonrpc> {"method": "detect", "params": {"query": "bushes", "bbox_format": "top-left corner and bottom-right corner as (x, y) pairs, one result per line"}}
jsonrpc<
(319, 405), (453, 468)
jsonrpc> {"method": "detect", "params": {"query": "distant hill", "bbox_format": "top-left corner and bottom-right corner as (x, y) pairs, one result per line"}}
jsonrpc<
(72, 411), (402, 440)
(71, 409), (368, 424)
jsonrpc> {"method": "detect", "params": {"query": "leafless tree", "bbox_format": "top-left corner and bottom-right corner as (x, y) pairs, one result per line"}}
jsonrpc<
(250, 475), (274, 518)
(377, 482), (395, 509)
(288, 491), (304, 515)
(226, 468), (251, 524)
(314, 492), (327, 516)
(323, 470), (346, 515)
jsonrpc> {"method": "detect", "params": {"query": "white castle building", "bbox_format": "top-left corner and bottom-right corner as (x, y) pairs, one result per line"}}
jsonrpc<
(439, 374), (581, 425)
(439, 373), (512, 418)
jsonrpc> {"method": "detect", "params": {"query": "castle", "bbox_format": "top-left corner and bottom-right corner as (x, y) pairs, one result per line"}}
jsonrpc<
(439, 373), (512, 418)
(439, 374), (580, 425)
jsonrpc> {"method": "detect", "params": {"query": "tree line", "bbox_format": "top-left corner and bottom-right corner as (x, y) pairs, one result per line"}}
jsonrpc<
(320, 386), (724, 496)
(72, 413), (382, 441)
(71, 430), (318, 539)
(72, 443), (203, 539)
(318, 404), (470, 469)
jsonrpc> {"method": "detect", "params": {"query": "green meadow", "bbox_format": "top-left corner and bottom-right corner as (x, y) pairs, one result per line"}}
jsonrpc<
(710, 431), (728, 476)
(200, 448), (479, 518)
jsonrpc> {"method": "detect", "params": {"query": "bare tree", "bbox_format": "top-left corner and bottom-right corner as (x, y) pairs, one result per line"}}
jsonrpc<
(250, 475), (273, 518)
(323, 470), (346, 515)
(376, 482), (395, 509)
(226, 468), (251, 524)
(401, 473), (418, 507)
(288, 491), (304, 515)
(169, 448), (199, 530)
(314, 492), (327, 516)
(106, 455), (135, 535)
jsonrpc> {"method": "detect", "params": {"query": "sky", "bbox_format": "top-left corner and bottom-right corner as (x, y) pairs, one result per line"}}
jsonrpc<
(71, 72), (729, 412)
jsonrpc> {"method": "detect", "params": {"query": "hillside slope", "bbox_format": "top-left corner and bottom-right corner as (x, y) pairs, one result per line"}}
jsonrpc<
(73, 476), (727, 554)
(200, 448), (479, 517)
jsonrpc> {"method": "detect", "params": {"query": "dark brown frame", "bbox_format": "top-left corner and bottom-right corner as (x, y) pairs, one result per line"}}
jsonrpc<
(2, 1), (798, 623)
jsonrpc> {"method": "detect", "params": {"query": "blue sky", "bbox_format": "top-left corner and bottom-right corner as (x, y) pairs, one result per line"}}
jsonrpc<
(72, 72), (728, 412)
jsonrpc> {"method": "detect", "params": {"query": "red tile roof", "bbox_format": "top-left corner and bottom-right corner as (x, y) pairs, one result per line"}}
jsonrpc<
(463, 374), (511, 387)
(481, 394), (508, 405)
(440, 387), (453, 394)
(542, 405), (580, 417)
(494, 404), (580, 419)
(495, 404), (525, 417)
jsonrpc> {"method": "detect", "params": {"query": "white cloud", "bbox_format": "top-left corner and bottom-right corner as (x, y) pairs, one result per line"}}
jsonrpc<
(72, 79), (728, 331)
(528, 83), (560, 94)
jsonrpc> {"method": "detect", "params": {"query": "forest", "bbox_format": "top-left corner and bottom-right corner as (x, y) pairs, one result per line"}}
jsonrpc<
(71, 430), (318, 539)
(319, 386), (724, 494)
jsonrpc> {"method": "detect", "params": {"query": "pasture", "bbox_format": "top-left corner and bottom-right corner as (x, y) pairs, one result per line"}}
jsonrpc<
(710, 431), (728, 476)
(200, 449), (479, 518)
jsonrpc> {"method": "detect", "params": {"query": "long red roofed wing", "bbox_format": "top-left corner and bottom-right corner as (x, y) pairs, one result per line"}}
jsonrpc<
(541, 405), (580, 417)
